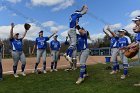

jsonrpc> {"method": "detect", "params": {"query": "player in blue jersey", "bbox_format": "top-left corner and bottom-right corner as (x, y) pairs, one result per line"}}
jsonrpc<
(132, 16), (140, 86)
(10, 23), (29, 78)
(50, 35), (61, 72)
(64, 5), (88, 63)
(118, 29), (131, 79)
(103, 27), (120, 74)
(75, 25), (90, 84)
(0, 40), (3, 81)
(32, 30), (57, 74)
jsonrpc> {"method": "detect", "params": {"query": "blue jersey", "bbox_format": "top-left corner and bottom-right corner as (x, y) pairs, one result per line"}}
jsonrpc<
(36, 37), (49, 49)
(69, 12), (82, 28)
(10, 38), (23, 51)
(118, 36), (131, 48)
(50, 40), (61, 51)
(77, 33), (88, 51)
(110, 37), (119, 48)
(135, 32), (140, 41)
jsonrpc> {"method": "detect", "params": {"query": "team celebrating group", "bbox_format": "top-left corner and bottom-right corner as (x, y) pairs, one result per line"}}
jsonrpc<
(0, 5), (140, 85)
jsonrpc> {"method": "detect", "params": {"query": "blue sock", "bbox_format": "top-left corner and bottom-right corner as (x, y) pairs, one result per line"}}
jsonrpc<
(66, 48), (69, 55)
(68, 47), (73, 57)
(21, 64), (26, 72)
(13, 65), (17, 74)
(123, 64), (128, 75)
(113, 65), (116, 71)
(84, 65), (87, 75)
(80, 65), (86, 78)
(124, 68), (128, 75)
(116, 64), (120, 70)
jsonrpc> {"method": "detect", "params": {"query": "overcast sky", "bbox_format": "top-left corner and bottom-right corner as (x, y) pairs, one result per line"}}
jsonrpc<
(0, 0), (140, 41)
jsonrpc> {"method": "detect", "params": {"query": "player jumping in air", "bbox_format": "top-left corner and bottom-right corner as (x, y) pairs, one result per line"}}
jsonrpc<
(64, 5), (88, 63)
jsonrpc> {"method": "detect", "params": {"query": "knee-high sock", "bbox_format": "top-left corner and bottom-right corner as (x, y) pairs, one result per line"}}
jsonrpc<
(0, 62), (3, 78)
(123, 64), (128, 75)
(84, 65), (87, 75)
(51, 62), (54, 69)
(54, 62), (57, 69)
(116, 62), (120, 70)
(35, 63), (39, 70)
(21, 64), (26, 72)
(80, 65), (86, 78)
(13, 65), (17, 74)
(43, 62), (46, 70)
(68, 47), (73, 57)
(112, 62), (117, 71)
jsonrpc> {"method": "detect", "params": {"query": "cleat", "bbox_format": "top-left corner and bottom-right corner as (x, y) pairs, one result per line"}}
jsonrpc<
(134, 83), (140, 86)
(21, 72), (26, 76)
(14, 74), (19, 78)
(76, 77), (84, 84)
(50, 69), (53, 72)
(54, 69), (58, 72)
(64, 68), (72, 71)
(110, 71), (117, 75)
(66, 55), (72, 63)
(43, 70), (47, 74)
(83, 74), (89, 78)
(116, 70), (120, 72)
(121, 75), (126, 79)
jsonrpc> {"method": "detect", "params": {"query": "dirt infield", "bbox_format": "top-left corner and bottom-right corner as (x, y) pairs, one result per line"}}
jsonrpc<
(2, 56), (106, 74)
(2, 56), (138, 74)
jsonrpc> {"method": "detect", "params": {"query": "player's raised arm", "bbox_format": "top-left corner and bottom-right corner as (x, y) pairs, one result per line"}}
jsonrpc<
(48, 31), (57, 39)
(10, 23), (15, 39)
(21, 23), (31, 39)
(106, 27), (117, 37)
(80, 5), (88, 15)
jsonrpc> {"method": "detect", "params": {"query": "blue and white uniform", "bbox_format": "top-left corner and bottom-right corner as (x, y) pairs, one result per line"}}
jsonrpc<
(50, 40), (61, 70)
(135, 32), (140, 62)
(119, 36), (131, 75)
(34, 37), (49, 71)
(110, 37), (120, 71)
(10, 38), (26, 74)
(0, 44), (3, 79)
(77, 32), (89, 79)
(66, 12), (83, 58)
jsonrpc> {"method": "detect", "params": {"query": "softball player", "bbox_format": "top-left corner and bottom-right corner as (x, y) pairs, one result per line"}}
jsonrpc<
(50, 35), (61, 72)
(75, 25), (90, 84)
(64, 5), (88, 63)
(0, 40), (3, 80)
(10, 23), (28, 78)
(103, 27), (120, 74)
(32, 30), (56, 73)
(118, 29), (131, 79)
(64, 36), (77, 71)
(132, 16), (140, 86)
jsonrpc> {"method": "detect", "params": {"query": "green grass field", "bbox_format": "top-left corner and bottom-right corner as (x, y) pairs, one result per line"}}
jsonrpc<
(0, 64), (140, 93)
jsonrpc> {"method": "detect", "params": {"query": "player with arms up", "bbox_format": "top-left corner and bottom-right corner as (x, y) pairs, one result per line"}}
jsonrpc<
(103, 26), (120, 74)
(64, 5), (88, 63)
(32, 30), (57, 74)
(10, 23), (30, 78)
